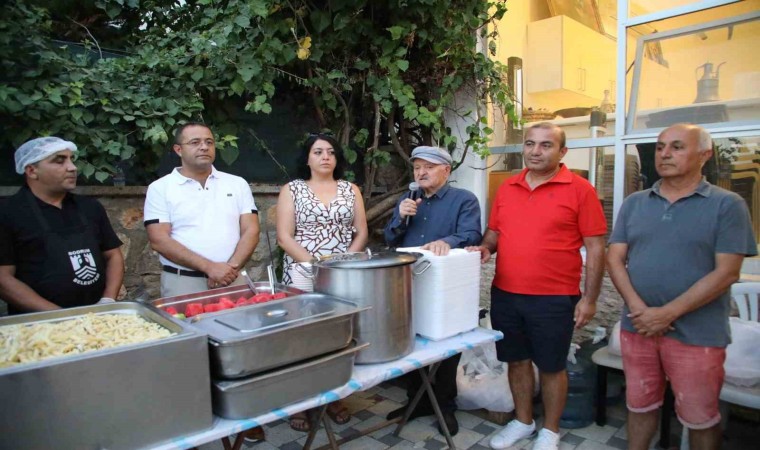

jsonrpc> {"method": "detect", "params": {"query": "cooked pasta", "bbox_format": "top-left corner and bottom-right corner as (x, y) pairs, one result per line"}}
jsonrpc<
(0, 313), (174, 369)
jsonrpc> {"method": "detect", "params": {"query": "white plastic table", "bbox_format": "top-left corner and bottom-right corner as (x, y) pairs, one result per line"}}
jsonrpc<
(150, 327), (503, 450)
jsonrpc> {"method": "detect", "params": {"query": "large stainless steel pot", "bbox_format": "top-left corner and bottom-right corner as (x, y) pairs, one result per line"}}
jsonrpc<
(304, 250), (430, 364)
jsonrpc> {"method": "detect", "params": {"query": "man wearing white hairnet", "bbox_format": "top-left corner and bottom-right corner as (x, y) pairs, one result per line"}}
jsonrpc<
(0, 137), (124, 314)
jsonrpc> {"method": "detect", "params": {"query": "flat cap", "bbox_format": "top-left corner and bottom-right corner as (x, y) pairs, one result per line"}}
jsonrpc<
(410, 146), (452, 165)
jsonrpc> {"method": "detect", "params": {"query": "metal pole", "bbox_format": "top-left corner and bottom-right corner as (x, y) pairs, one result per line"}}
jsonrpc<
(589, 110), (607, 198)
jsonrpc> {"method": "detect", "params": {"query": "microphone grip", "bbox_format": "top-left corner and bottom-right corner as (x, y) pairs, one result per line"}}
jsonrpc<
(404, 190), (419, 226)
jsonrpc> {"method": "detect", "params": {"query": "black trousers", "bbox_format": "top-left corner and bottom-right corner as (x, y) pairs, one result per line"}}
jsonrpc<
(402, 353), (461, 413)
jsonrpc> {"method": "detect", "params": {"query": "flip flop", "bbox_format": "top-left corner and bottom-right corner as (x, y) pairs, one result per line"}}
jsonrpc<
(326, 401), (351, 425)
(289, 411), (311, 432)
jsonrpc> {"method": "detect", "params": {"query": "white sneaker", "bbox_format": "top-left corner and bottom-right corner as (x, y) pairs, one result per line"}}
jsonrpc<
(531, 428), (560, 450)
(489, 419), (537, 449)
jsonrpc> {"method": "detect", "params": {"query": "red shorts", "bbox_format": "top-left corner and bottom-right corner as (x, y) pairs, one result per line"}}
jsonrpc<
(620, 330), (726, 429)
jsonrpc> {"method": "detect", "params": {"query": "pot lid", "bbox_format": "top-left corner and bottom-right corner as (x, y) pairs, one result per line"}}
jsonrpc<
(188, 293), (363, 343)
(315, 251), (420, 269)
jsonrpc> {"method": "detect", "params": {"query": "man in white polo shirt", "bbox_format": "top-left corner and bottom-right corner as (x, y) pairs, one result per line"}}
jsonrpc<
(144, 122), (260, 297)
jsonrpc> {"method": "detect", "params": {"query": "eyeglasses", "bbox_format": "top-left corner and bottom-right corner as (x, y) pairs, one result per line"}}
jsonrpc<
(178, 138), (216, 148)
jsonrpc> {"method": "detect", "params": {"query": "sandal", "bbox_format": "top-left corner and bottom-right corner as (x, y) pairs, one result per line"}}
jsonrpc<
(289, 411), (311, 432)
(241, 426), (265, 443)
(326, 401), (351, 425)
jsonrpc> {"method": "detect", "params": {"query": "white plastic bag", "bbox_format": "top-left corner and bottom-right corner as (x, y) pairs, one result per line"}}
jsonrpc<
(456, 342), (539, 412)
(608, 321), (622, 356)
(456, 342), (512, 412)
(725, 317), (760, 387)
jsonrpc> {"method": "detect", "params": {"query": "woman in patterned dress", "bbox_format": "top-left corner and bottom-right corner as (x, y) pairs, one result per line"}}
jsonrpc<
(276, 133), (368, 431)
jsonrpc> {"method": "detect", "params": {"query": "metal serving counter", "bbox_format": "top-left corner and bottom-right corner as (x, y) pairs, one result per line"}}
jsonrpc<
(149, 327), (503, 450)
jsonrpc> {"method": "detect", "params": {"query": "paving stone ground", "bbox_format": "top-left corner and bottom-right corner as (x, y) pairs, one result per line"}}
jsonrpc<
(198, 376), (756, 450)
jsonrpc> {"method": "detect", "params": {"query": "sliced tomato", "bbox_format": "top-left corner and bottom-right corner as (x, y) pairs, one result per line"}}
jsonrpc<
(185, 303), (204, 317)
(204, 303), (222, 313)
(165, 306), (179, 315)
(235, 297), (250, 306)
(250, 293), (272, 304)
(218, 298), (236, 309)
(270, 293), (288, 300)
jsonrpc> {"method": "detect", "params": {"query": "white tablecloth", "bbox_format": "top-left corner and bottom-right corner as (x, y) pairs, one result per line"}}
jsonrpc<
(150, 327), (503, 450)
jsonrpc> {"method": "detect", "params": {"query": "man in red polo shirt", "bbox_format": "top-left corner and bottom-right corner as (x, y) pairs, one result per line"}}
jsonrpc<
(468, 123), (607, 450)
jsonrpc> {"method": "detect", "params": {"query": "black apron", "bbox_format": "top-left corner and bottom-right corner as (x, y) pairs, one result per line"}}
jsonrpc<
(23, 189), (107, 309)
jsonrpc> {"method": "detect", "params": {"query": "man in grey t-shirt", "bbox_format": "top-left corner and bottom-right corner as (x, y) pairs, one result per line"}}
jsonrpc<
(607, 123), (756, 450)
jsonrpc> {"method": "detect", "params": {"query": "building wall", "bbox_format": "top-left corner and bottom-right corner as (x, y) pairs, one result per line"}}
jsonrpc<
(446, 89), (489, 231)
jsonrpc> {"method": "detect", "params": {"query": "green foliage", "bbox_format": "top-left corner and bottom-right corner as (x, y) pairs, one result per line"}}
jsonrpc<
(1, 0), (515, 186)
(0, 2), (204, 182)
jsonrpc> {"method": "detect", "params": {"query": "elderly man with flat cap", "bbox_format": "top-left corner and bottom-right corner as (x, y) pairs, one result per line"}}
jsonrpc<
(383, 145), (482, 436)
(0, 137), (124, 314)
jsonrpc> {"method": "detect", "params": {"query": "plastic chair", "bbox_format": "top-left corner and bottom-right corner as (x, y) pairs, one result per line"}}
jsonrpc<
(680, 282), (760, 449)
(730, 281), (760, 322)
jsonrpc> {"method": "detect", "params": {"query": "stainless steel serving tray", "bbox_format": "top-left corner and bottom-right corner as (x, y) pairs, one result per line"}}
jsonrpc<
(191, 293), (369, 379)
(0, 301), (189, 372)
(212, 341), (368, 419)
(150, 282), (304, 319)
(0, 302), (212, 450)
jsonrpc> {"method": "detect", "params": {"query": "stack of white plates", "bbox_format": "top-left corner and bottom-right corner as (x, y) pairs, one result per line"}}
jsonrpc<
(398, 247), (481, 340)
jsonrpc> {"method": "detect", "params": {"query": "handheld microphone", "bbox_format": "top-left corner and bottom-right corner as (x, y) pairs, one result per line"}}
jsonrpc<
(405, 182), (420, 226)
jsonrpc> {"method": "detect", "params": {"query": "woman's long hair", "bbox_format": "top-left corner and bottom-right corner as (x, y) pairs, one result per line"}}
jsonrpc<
(296, 133), (346, 180)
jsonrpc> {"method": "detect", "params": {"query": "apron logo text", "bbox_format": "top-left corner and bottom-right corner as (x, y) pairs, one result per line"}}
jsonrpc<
(69, 249), (101, 286)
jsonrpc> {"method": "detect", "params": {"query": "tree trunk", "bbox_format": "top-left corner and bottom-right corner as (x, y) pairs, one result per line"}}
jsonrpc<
(369, 207), (394, 230)
(388, 107), (410, 163)
(366, 190), (403, 224)
(363, 101), (382, 199)
(366, 185), (406, 209)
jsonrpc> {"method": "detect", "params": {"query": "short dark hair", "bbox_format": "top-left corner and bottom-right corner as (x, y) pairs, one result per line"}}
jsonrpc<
(296, 133), (346, 180)
(526, 122), (566, 148)
(173, 122), (211, 145)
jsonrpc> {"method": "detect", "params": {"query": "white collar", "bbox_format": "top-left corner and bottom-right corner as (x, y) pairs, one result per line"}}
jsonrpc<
(170, 166), (218, 184)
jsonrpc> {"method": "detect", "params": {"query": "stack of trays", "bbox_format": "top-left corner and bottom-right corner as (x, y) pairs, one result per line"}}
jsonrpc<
(156, 290), (367, 419)
(399, 247), (481, 340)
